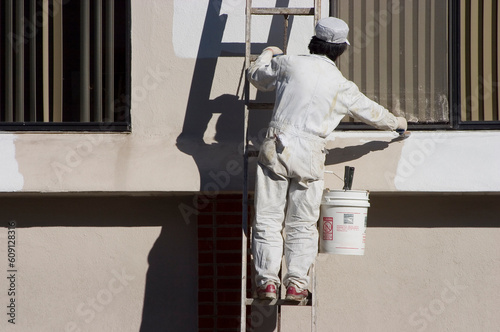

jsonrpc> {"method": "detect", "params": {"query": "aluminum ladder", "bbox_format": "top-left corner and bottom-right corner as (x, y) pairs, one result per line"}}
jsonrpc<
(241, 1), (321, 331)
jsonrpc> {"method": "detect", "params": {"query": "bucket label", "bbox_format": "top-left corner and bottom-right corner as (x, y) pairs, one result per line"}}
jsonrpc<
(322, 217), (333, 240)
(344, 214), (354, 224)
(336, 224), (360, 232)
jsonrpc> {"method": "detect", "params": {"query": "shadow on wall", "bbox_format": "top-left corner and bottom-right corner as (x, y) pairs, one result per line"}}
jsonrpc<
(176, 0), (292, 192)
(0, 195), (198, 332)
(325, 140), (392, 165)
(175, 0), (245, 192)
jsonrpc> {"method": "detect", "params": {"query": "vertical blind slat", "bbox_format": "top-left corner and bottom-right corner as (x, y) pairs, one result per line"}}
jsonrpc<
(365, 0), (376, 103)
(378, 0), (389, 109)
(42, 0), (49, 122)
(435, 0), (449, 121)
(496, 0), (500, 120)
(352, 2), (362, 93)
(483, 0), (494, 121)
(81, 0), (90, 122)
(53, 1), (63, 122)
(0, 1), (2, 121)
(461, 0), (470, 121)
(373, 0), (381, 104)
(348, 0), (354, 85)
(417, 0), (427, 120)
(404, 0), (414, 119)
(105, 0), (115, 122)
(391, 0), (401, 114)
(29, 0), (37, 121)
(94, 0), (103, 122)
(470, 0), (480, 121)
(427, 0), (434, 120)
(385, 0), (394, 111)
(478, 0), (485, 120)
(15, 0), (24, 122)
(5, 0), (14, 122)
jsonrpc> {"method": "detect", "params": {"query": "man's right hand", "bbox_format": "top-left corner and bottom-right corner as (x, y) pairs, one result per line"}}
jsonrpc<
(396, 117), (407, 132)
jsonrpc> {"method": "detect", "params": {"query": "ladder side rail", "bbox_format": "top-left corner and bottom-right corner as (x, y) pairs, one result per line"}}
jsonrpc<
(241, 1), (252, 331)
(314, 0), (321, 25)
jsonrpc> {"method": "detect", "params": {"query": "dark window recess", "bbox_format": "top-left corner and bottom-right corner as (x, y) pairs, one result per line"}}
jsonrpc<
(0, 0), (130, 131)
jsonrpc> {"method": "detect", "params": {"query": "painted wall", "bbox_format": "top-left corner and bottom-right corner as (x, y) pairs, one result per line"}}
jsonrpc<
(0, 195), (198, 331)
(0, 0), (498, 194)
(268, 194), (500, 332)
(0, 194), (498, 331)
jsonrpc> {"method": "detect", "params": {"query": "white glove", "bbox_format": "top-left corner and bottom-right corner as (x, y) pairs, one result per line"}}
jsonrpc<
(396, 117), (407, 132)
(264, 46), (283, 56)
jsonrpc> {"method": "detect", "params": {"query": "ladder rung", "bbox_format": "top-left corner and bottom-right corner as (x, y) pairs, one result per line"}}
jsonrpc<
(246, 298), (311, 306)
(250, 7), (315, 16)
(247, 102), (274, 109)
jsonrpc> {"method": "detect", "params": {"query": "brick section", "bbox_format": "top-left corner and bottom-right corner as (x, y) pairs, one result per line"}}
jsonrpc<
(197, 194), (252, 331)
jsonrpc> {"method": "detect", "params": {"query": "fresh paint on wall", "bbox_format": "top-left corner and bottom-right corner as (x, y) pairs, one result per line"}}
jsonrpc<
(172, 0), (322, 59)
(0, 134), (24, 191)
(394, 132), (500, 191)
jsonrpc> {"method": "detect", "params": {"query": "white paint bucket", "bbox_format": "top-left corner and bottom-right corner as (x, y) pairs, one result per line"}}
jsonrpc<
(319, 189), (370, 255)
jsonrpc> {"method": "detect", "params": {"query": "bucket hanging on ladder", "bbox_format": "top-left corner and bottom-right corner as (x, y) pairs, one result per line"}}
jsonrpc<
(319, 189), (370, 255)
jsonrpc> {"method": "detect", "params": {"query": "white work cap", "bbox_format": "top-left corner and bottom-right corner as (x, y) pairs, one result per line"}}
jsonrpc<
(315, 17), (350, 45)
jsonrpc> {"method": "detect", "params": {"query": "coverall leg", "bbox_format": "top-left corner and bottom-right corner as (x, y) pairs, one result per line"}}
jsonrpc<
(252, 127), (325, 291)
(252, 163), (289, 288)
(283, 177), (323, 290)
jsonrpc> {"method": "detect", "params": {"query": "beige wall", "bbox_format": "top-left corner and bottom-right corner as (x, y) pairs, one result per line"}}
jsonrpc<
(0, 195), (198, 331)
(1, 193), (498, 331)
(272, 194), (500, 332)
(1, 0), (498, 194)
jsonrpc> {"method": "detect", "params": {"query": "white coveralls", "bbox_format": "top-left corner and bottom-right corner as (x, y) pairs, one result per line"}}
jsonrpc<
(248, 49), (399, 291)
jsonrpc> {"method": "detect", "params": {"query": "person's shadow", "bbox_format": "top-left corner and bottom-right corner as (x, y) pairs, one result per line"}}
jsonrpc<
(325, 139), (393, 165)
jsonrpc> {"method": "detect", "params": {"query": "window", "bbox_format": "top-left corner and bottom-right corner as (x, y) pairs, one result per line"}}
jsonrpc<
(0, 0), (130, 131)
(332, 0), (500, 130)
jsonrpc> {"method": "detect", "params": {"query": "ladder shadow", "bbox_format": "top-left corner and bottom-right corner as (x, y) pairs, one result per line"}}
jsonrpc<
(176, 0), (294, 192)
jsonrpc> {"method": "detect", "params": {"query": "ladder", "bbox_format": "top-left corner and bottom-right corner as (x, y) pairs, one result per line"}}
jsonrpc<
(241, 1), (321, 331)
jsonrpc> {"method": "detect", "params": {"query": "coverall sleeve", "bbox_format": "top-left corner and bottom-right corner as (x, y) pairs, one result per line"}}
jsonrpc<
(247, 49), (279, 91)
(345, 81), (399, 130)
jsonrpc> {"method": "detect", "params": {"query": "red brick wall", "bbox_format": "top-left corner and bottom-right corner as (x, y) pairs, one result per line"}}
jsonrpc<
(197, 194), (252, 331)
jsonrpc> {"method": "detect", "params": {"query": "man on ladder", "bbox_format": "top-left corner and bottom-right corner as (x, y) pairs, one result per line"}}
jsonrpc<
(248, 17), (407, 301)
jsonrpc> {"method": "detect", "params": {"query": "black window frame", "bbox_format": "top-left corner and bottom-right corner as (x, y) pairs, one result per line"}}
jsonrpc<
(0, 0), (131, 132)
(334, 0), (500, 131)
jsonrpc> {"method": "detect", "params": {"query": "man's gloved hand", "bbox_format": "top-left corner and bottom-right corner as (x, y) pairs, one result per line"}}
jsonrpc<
(396, 117), (407, 132)
(264, 46), (283, 56)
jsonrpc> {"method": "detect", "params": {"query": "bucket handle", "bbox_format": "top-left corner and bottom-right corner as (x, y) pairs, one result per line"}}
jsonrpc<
(343, 166), (355, 190)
